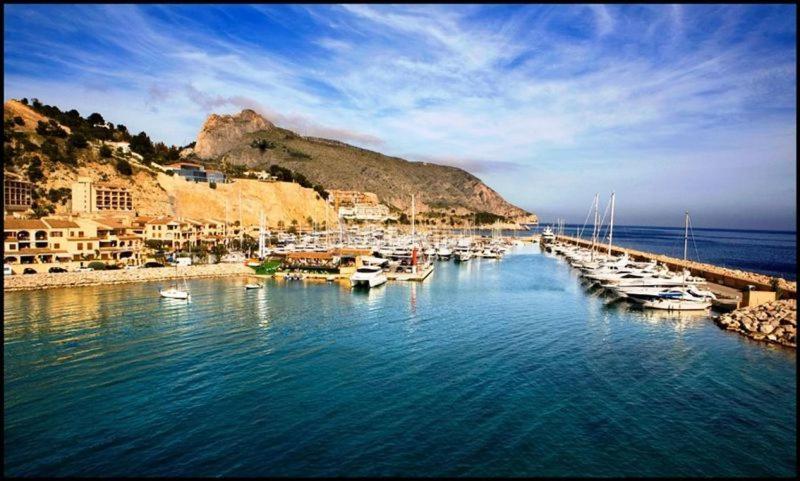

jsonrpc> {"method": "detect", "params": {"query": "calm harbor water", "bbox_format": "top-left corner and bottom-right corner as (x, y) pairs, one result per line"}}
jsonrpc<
(4, 246), (796, 476)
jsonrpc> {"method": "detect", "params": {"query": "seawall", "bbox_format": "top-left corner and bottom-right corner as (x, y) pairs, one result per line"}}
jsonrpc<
(4, 263), (253, 292)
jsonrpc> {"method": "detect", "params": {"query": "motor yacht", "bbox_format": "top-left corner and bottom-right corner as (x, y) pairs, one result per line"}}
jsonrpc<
(350, 265), (388, 288)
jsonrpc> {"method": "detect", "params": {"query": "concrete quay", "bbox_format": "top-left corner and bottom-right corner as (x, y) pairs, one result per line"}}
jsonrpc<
(4, 263), (253, 292)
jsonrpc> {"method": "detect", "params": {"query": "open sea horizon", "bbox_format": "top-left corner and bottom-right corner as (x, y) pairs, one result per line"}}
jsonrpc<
(517, 224), (797, 281)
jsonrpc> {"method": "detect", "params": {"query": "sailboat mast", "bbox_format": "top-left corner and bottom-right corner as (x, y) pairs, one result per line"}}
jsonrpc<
(225, 199), (229, 248)
(683, 211), (689, 261)
(238, 190), (243, 248)
(608, 191), (615, 255)
(411, 193), (415, 244)
(591, 193), (599, 260)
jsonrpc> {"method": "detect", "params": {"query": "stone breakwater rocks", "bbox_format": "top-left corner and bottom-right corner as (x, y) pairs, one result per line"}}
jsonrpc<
(4, 263), (254, 292)
(715, 299), (797, 348)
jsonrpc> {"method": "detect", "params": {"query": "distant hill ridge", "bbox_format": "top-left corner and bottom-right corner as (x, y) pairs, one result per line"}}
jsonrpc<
(188, 109), (534, 220)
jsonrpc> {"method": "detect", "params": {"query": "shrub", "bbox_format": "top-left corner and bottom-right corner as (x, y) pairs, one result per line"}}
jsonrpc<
(99, 144), (113, 158)
(68, 132), (89, 148)
(209, 181), (217, 189)
(287, 148), (311, 159)
(87, 261), (106, 271)
(13, 116), (25, 126)
(115, 158), (133, 176)
(26, 156), (44, 182)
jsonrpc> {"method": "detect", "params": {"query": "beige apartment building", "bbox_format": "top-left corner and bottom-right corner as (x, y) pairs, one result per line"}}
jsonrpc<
(328, 190), (380, 207)
(3, 173), (33, 215)
(71, 177), (133, 214)
(3, 216), (143, 274)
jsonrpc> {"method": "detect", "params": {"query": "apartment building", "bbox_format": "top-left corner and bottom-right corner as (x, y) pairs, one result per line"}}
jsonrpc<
(328, 190), (380, 207)
(3, 216), (144, 273)
(164, 162), (226, 183)
(3, 173), (33, 214)
(338, 203), (391, 221)
(71, 177), (133, 213)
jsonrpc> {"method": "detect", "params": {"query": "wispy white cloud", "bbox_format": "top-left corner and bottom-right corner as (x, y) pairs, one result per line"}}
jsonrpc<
(3, 4), (796, 228)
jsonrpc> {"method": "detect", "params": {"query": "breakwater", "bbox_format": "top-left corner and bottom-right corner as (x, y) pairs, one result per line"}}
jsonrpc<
(716, 299), (797, 347)
(3, 263), (253, 292)
(555, 235), (797, 298)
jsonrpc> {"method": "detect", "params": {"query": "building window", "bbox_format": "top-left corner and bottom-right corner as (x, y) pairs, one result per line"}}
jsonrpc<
(53, 243), (60, 249)
(77, 243), (83, 250)
(51, 231), (62, 237)
(87, 243), (93, 249)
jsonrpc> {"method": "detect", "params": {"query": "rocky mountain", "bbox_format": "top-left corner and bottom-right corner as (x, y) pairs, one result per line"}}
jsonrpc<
(193, 109), (274, 159)
(189, 110), (534, 220)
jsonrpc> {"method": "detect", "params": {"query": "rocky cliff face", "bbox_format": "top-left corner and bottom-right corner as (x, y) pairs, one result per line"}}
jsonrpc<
(194, 109), (275, 159)
(191, 109), (533, 219)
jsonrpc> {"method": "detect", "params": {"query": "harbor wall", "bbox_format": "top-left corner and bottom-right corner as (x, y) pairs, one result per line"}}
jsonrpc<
(4, 263), (253, 292)
(555, 235), (797, 299)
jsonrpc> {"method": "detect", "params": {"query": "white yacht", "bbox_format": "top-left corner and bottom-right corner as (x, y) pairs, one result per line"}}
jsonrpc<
(436, 245), (453, 260)
(454, 238), (473, 262)
(541, 226), (555, 243)
(160, 285), (190, 300)
(350, 265), (388, 288)
(625, 286), (715, 311)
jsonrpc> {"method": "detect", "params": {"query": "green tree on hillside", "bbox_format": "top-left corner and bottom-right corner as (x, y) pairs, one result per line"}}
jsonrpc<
(26, 156), (44, 182)
(87, 113), (104, 125)
(68, 132), (89, 148)
(129, 131), (155, 158)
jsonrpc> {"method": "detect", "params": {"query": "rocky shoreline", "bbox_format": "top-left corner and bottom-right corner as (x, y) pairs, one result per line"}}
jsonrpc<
(4, 263), (254, 292)
(715, 299), (797, 348)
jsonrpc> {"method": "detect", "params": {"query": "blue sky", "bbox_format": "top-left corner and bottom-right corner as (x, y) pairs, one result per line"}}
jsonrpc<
(4, 4), (796, 230)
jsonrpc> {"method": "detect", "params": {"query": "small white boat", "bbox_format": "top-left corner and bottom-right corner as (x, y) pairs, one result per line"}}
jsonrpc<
(160, 286), (190, 300)
(350, 265), (388, 288)
(160, 267), (190, 300)
(244, 283), (263, 290)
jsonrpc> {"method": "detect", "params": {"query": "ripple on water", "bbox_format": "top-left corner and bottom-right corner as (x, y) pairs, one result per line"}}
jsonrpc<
(3, 248), (796, 476)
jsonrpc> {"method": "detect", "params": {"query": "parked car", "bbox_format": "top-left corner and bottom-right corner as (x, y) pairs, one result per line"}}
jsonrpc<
(173, 257), (192, 267)
(48, 267), (68, 273)
(143, 261), (165, 268)
(124, 265), (139, 270)
(23, 267), (38, 275)
(4, 264), (12, 276)
(74, 266), (93, 272)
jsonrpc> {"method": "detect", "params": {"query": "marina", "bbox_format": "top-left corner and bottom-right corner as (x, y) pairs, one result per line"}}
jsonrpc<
(3, 4), (796, 478)
(4, 244), (796, 477)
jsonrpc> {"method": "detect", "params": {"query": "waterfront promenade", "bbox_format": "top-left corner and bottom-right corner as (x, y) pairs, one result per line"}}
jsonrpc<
(3, 263), (253, 292)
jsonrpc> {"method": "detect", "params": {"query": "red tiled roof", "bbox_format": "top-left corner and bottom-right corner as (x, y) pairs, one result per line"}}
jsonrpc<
(3, 218), (49, 230)
(42, 218), (80, 228)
